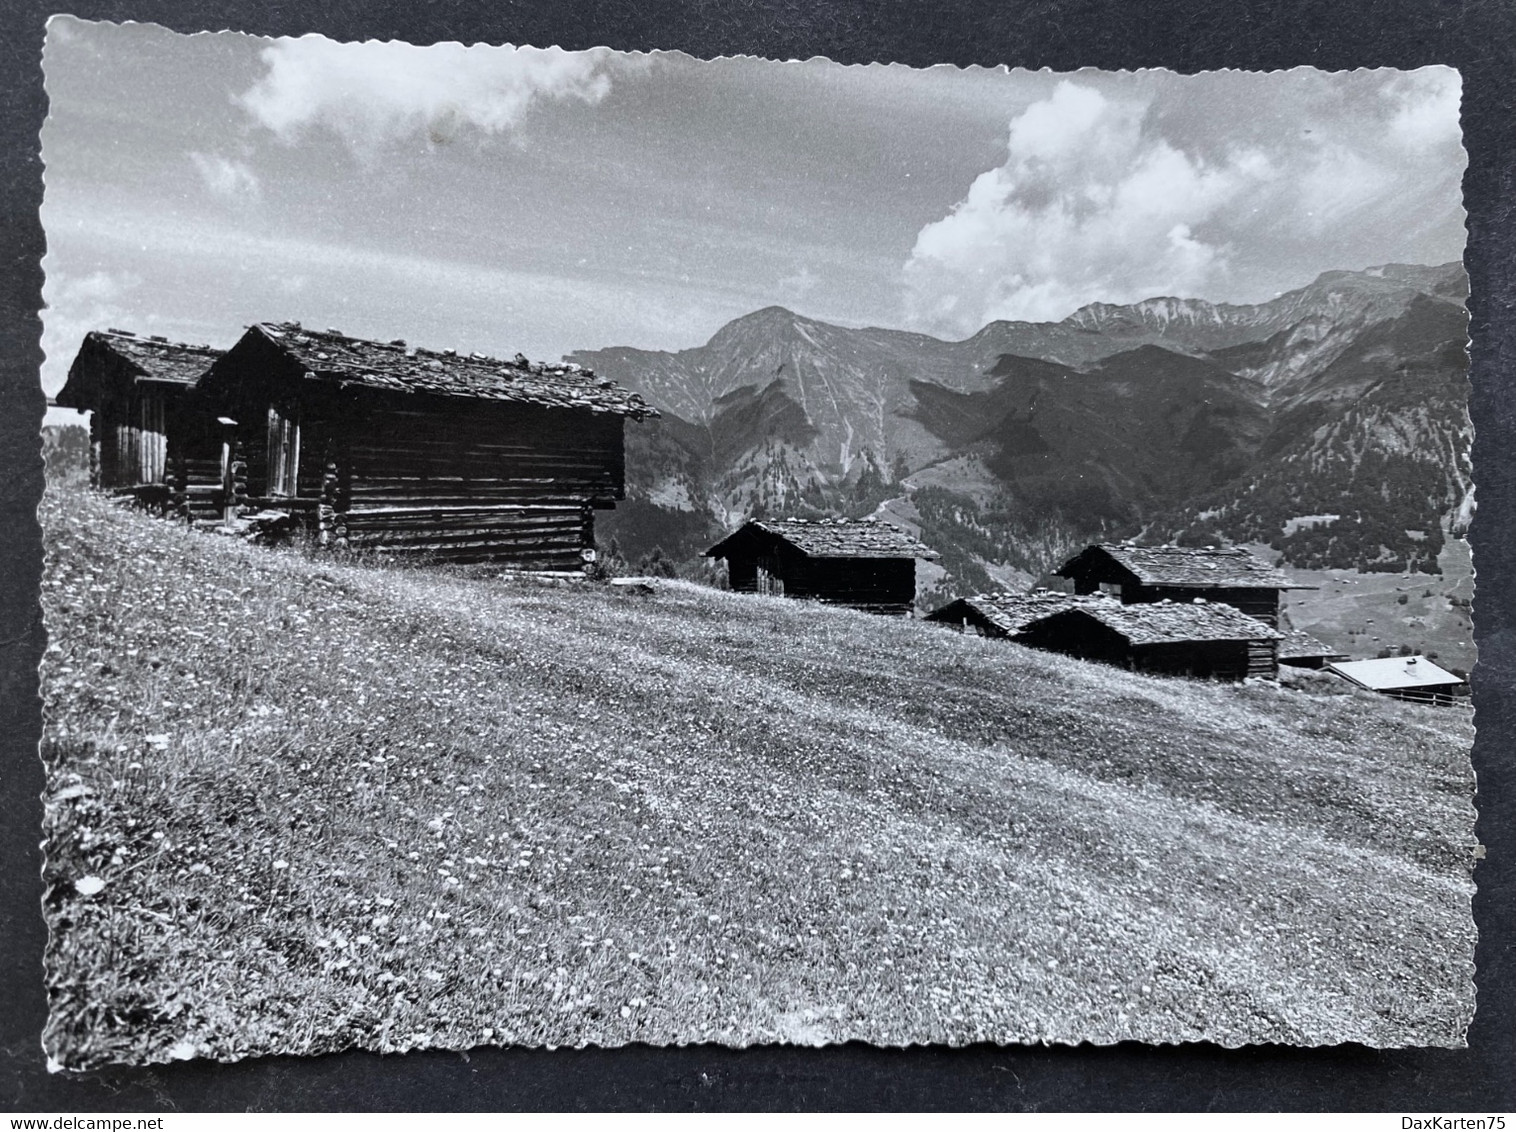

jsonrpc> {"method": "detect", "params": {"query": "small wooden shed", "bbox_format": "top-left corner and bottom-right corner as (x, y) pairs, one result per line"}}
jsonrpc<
(192, 322), (657, 570)
(924, 591), (1082, 637)
(1015, 597), (1282, 680)
(928, 591), (1281, 680)
(1277, 628), (1350, 669)
(1051, 543), (1307, 627)
(1326, 656), (1468, 704)
(54, 330), (224, 514)
(704, 517), (940, 615)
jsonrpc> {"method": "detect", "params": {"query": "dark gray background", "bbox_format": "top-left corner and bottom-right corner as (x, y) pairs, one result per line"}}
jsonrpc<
(3, 0), (1512, 1112)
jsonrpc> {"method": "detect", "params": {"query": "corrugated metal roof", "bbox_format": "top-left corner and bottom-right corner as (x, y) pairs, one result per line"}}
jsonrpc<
(1327, 656), (1463, 690)
(56, 330), (223, 408)
(1064, 543), (1298, 588)
(707, 517), (940, 560)
(249, 322), (657, 418)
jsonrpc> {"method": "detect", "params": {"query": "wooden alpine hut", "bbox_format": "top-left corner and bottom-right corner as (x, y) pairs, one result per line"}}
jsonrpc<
(1050, 543), (1308, 627)
(191, 322), (657, 570)
(927, 591), (1281, 680)
(1277, 628), (1350, 669)
(53, 329), (224, 515)
(704, 516), (940, 615)
(1013, 596), (1283, 680)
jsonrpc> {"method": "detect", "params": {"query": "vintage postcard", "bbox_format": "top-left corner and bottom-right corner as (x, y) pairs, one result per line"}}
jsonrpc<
(37, 19), (1476, 1067)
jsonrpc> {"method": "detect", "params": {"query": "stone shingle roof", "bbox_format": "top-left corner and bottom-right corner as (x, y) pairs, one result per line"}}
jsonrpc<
(1067, 543), (1297, 588)
(706, 517), (940, 560)
(925, 591), (1082, 634)
(1073, 598), (1284, 645)
(56, 330), (223, 408)
(1278, 628), (1347, 660)
(248, 322), (657, 418)
(930, 591), (1281, 644)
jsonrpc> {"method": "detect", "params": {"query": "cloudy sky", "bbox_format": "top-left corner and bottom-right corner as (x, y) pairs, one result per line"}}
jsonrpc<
(40, 18), (1465, 417)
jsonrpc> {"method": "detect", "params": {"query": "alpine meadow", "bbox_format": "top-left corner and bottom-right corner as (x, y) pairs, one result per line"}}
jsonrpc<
(35, 25), (1478, 1065)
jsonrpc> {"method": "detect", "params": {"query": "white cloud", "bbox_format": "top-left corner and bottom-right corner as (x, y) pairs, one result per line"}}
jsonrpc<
(239, 36), (621, 159)
(902, 72), (1464, 336)
(190, 151), (261, 199)
(904, 82), (1265, 329)
(39, 267), (144, 398)
(1384, 67), (1462, 152)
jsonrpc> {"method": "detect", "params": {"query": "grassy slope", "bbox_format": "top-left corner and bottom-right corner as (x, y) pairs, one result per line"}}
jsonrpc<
(39, 484), (1477, 1067)
(1279, 536), (1477, 674)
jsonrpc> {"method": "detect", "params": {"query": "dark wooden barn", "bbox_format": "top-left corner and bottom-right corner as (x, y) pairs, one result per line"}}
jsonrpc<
(1277, 628), (1350, 669)
(1051, 543), (1307, 627)
(54, 330), (224, 516)
(927, 591), (1281, 680)
(704, 517), (940, 615)
(1014, 597), (1282, 680)
(191, 322), (657, 570)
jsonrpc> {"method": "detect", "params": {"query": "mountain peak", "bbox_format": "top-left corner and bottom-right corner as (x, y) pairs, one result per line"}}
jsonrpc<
(703, 304), (828, 354)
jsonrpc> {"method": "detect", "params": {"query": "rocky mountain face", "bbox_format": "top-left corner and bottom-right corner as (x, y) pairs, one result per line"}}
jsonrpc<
(574, 263), (1470, 592)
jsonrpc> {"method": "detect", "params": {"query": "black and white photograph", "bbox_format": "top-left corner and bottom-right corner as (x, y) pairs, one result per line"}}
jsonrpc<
(35, 19), (1479, 1070)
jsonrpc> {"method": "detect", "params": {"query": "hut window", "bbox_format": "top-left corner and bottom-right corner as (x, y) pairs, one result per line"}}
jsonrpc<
(1098, 581), (1124, 597)
(137, 392), (167, 484)
(267, 406), (301, 497)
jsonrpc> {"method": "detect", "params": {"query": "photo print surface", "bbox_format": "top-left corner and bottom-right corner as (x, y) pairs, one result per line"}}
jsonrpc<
(37, 19), (1477, 1067)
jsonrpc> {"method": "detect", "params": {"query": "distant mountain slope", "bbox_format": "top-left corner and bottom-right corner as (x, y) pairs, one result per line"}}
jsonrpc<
(575, 262), (1468, 588)
(1154, 292), (1473, 575)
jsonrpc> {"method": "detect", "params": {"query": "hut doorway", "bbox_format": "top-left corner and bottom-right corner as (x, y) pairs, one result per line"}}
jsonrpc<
(755, 556), (785, 597)
(219, 436), (236, 522)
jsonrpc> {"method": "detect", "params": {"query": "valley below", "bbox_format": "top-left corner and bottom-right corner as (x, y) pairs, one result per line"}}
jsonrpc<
(579, 261), (1474, 622)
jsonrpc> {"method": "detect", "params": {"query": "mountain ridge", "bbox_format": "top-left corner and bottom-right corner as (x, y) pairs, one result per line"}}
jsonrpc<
(578, 262), (1469, 593)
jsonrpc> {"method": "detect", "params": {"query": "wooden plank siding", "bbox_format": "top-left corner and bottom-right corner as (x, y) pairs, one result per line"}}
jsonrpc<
(726, 550), (918, 615)
(59, 332), (226, 510)
(336, 400), (617, 567)
(213, 391), (624, 570)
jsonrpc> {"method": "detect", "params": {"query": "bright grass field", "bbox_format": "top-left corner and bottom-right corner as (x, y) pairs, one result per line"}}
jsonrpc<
(38, 481), (1478, 1068)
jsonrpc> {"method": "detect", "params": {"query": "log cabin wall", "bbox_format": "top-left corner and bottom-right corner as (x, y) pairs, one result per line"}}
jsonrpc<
(1245, 638), (1279, 678)
(1129, 640), (1266, 681)
(217, 386), (626, 569)
(332, 394), (621, 568)
(781, 556), (918, 615)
